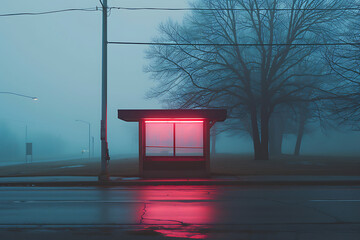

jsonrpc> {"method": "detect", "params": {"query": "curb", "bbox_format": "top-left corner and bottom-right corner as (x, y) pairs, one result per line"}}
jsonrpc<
(1, 179), (360, 187)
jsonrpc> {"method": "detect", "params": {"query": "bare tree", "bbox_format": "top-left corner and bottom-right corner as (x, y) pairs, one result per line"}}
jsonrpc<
(326, 4), (360, 129)
(146, 0), (351, 160)
(268, 61), (324, 157)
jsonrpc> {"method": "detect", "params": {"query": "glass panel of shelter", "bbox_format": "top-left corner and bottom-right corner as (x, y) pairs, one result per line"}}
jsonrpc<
(145, 122), (173, 156)
(145, 121), (204, 157)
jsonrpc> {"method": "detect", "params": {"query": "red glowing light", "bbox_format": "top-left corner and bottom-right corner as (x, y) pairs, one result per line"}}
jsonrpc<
(145, 121), (204, 123)
(144, 118), (205, 123)
(145, 120), (204, 157)
(136, 186), (216, 239)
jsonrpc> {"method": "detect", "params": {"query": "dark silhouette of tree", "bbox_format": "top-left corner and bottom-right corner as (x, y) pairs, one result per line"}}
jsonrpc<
(146, 0), (352, 160)
(326, 5), (360, 129)
(269, 69), (323, 157)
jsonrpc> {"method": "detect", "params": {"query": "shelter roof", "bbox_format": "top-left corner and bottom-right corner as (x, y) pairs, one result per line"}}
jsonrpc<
(118, 109), (227, 122)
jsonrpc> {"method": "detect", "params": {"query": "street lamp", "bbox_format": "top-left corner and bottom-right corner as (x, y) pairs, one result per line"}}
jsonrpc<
(75, 120), (91, 161)
(0, 92), (38, 100)
(0, 92), (37, 163)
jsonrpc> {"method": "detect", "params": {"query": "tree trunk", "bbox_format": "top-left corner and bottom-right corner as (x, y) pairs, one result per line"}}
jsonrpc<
(294, 117), (306, 156)
(250, 107), (261, 160)
(260, 105), (270, 160)
(211, 125), (216, 156)
(269, 114), (284, 156)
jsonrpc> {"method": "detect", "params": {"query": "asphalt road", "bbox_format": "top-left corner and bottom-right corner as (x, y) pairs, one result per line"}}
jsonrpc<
(0, 185), (359, 239)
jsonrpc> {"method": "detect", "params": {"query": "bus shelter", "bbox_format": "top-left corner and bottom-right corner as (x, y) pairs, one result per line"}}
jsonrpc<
(118, 109), (227, 178)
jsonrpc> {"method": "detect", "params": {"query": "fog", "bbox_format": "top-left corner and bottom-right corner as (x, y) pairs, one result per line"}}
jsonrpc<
(1, 0), (360, 164)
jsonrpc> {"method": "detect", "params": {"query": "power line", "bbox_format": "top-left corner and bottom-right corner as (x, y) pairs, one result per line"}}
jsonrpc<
(0, 7), (100, 17)
(109, 6), (360, 11)
(1, 6), (358, 17)
(108, 41), (360, 46)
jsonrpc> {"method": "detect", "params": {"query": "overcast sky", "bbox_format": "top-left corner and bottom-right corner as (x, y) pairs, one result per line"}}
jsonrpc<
(0, 0), (193, 160)
(1, 0), (360, 162)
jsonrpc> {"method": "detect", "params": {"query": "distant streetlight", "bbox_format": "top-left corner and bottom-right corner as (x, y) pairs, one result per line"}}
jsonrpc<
(92, 136), (94, 158)
(0, 92), (38, 100)
(0, 92), (37, 163)
(76, 120), (91, 161)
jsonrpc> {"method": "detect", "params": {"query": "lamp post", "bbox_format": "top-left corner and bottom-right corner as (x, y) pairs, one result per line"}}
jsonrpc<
(0, 92), (38, 100)
(0, 92), (37, 163)
(92, 136), (94, 158)
(76, 120), (91, 161)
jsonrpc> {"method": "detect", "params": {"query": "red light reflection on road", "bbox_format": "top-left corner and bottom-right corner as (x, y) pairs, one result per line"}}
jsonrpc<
(154, 227), (208, 239)
(135, 186), (217, 239)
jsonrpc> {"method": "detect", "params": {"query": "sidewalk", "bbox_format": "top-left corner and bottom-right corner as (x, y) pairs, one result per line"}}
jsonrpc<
(0, 175), (360, 187)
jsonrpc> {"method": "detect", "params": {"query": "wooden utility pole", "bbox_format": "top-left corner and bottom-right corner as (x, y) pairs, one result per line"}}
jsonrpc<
(99, 0), (109, 181)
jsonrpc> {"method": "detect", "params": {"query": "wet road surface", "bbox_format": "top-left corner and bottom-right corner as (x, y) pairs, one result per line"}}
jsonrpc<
(0, 185), (359, 239)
